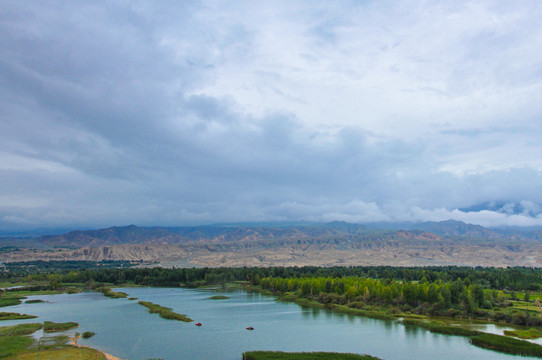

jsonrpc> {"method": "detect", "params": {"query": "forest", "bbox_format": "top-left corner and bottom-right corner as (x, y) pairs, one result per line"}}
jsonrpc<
(4, 262), (542, 289)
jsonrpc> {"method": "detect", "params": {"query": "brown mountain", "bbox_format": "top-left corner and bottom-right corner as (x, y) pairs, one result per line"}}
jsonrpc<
(2, 221), (542, 267)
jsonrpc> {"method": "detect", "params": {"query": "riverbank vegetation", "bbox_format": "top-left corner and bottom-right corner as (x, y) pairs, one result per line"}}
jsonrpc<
(401, 319), (542, 356)
(256, 273), (542, 327)
(209, 295), (230, 300)
(25, 299), (45, 303)
(138, 301), (193, 322)
(43, 321), (79, 332)
(242, 351), (382, 360)
(96, 286), (127, 298)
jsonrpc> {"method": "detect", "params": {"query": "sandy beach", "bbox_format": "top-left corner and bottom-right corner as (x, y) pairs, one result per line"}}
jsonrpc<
(70, 335), (124, 360)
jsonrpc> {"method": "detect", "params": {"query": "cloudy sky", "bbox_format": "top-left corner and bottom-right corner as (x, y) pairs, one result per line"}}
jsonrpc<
(1, 1), (542, 232)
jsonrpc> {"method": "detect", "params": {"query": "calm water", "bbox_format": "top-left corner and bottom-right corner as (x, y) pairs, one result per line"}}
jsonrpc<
(3, 287), (538, 360)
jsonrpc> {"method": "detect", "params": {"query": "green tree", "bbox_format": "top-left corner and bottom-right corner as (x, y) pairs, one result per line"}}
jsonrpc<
(471, 284), (484, 308)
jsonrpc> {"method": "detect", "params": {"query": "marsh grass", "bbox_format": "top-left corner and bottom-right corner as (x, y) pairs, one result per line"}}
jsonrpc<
(138, 301), (192, 322)
(0, 335), (34, 358)
(82, 331), (95, 339)
(208, 295), (230, 300)
(470, 333), (542, 356)
(0, 311), (37, 320)
(37, 335), (71, 349)
(97, 287), (127, 298)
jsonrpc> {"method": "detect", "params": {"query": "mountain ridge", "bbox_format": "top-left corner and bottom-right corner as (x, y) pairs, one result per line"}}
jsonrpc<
(2, 220), (542, 267)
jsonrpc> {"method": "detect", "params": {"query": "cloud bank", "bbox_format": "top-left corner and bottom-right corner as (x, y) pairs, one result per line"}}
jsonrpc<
(1, 1), (542, 231)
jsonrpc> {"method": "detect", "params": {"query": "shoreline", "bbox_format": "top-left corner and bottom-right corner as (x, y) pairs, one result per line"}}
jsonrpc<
(70, 335), (124, 360)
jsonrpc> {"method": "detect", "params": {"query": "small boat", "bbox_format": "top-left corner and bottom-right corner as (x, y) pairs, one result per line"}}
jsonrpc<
(246, 326), (254, 330)
(195, 322), (202, 326)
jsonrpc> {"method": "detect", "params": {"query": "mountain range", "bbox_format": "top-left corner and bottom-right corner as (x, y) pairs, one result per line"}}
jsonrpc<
(2, 220), (542, 267)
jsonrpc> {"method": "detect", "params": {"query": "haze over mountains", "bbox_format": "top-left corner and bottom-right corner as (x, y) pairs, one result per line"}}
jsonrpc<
(2, 220), (542, 267)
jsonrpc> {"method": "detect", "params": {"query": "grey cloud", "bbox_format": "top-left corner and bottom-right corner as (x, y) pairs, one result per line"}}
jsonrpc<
(1, 1), (542, 231)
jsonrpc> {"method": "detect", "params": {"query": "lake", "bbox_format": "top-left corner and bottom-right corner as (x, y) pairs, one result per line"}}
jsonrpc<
(3, 287), (538, 360)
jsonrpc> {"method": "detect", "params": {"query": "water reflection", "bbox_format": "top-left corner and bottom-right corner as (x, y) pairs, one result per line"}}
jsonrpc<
(404, 323), (421, 337)
(300, 305), (322, 319)
(383, 319), (393, 331)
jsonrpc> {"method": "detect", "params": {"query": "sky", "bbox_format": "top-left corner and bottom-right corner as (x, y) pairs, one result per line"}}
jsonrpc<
(1, 1), (542, 232)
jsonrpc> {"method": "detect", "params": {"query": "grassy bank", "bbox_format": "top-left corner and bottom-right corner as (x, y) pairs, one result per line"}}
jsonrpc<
(0, 323), (42, 358)
(242, 351), (382, 360)
(44, 321), (79, 332)
(208, 295), (230, 300)
(0, 297), (22, 307)
(138, 301), (193, 322)
(504, 328), (542, 339)
(0, 323), (42, 336)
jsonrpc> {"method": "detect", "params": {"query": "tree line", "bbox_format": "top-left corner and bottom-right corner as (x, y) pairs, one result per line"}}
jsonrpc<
(4, 263), (542, 291)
